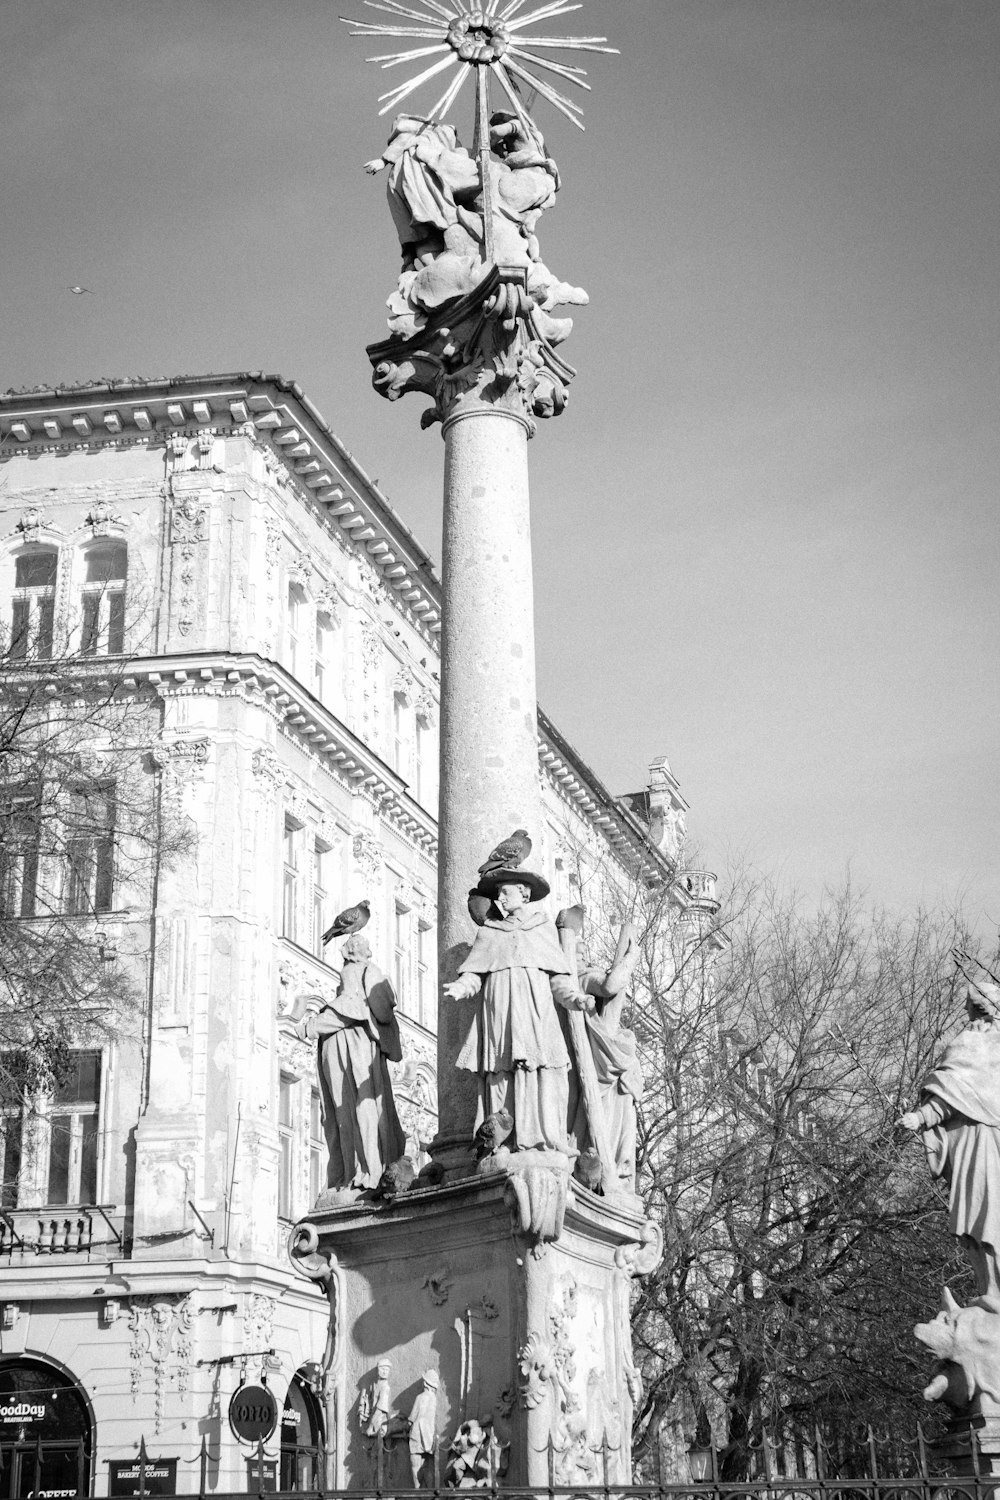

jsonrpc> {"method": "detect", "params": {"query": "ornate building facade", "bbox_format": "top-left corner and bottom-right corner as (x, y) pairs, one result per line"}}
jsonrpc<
(0, 374), (716, 1496)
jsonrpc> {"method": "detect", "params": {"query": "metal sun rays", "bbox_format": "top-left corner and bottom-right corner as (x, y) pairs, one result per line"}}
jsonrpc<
(341, 0), (617, 131)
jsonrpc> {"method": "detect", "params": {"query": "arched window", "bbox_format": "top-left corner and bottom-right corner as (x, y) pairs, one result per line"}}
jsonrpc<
(10, 548), (57, 659)
(279, 1371), (324, 1491)
(80, 542), (127, 656)
(0, 1357), (93, 1499)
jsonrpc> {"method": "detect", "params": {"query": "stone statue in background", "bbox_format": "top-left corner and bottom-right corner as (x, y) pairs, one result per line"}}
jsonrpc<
(569, 921), (644, 1195)
(443, 867), (593, 1156)
(297, 934), (406, 1194)
(901, 971), (1000, 1298)
(407, 1368), (439, 1487)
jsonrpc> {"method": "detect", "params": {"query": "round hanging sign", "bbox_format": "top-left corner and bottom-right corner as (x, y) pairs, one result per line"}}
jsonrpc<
(229, 1384), (278, 1444)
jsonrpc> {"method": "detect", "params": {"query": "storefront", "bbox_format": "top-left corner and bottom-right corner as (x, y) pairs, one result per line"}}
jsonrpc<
(0, 1359), (92, 1500)
(278, 1373), (323, 1493)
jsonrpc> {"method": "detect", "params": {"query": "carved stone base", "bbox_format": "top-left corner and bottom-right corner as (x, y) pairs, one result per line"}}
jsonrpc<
(290, 1165), (660, 1487)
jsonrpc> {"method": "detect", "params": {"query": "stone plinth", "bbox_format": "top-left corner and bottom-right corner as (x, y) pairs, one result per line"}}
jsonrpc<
(290, 1166), (660, 1488)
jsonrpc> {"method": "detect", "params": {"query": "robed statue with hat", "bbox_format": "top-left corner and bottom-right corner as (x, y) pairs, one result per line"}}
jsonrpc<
(443, 838), (593, 1156)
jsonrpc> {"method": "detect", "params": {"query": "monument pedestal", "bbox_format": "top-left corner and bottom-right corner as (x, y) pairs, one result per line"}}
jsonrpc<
(291, 1164), (660, 1488)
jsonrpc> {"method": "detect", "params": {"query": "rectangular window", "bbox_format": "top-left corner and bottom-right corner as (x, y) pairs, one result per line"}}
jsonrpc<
(314, 614), (331, 703)
(80, 544), (127, 657)
(11, 550), (57, 661)
(107, 592), (126, 655)
(65, 785), (115, 915)
(278, 1074), (294, 1220)
(282, 818), (298, 941)
(0, 789), (40, 919)
(47, 1051), (102, 1206)
(0, 1102), (23, 1211)
(308, 1088), (323, 1205)
(312, 841), (327, 958)
(416, 923), (431, 1027)
(394, 904), (408, 1006)
(414, 720), (424, 803)
(80, 594), (101, 656)
(393, 698), (405, 775)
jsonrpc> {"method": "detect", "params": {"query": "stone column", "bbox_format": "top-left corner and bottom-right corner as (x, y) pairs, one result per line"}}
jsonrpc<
(366, 266), (578, 1167)
(435, 401), (541, 1163)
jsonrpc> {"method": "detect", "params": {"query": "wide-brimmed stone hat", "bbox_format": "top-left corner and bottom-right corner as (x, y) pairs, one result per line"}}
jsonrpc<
(475, 866), (550, 902)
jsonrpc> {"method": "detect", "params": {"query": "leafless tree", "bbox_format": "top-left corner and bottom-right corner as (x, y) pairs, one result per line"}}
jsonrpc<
(0, 581), (188, 1142)
(624, 867), (993, 1478)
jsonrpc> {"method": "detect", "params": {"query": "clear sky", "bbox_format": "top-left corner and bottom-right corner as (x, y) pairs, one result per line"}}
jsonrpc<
(2, 0), (997, 925)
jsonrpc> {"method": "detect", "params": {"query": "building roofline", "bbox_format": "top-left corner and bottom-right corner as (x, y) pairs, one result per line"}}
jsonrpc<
(0, 370), (687, 886)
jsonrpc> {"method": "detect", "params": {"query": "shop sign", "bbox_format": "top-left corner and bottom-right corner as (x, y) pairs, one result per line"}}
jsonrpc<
(0, 1399), (50, 1424)
(108, 1459), (178, 1497)
(244, 1459), (277, 1492)
(229, 1385), (278, 1444)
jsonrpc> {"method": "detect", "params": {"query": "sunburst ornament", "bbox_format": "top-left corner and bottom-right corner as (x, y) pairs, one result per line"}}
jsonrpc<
(341, 0), (618, 134)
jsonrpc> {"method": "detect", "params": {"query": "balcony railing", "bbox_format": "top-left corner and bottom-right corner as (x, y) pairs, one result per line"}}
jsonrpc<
(0, 1202), (122, 1258)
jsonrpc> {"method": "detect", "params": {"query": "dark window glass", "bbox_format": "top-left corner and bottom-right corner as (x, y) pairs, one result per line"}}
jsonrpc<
(107, 591), (125, 653)
(47, 1050), (101, 1206)
(65, 787), (115, 915)
(15, 552), (57, 589)
(47, 1120), (71, 1203)
(9, 598), (29, 658)
(0, 792), (40, 919)
(1, 1110), (22, 1210)
(54, 1052), (101, 1106)
(80, 594), (100, 655)
(84, 545), (127, 584)
(36, 595), (54, 658)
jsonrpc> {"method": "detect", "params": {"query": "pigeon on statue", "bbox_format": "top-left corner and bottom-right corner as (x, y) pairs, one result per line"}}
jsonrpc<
(467, 887), (492, 927)
(373, 1156), (416, 1200)
(322, 899), (370, 945)
(575, 1147), (605, 1195)
(478, 829), (532, 875)
(473, 1109), (514, 1160)
(415, 1160), (445, 1188)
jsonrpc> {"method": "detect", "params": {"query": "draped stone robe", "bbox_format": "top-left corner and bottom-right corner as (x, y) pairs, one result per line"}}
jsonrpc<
(453, 906), (578, 1153)
(305, 961), (405, 1191)
(919, 1021), (1000, 1294)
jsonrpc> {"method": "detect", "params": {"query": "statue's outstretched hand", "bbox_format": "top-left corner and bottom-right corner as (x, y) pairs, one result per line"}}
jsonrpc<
(364, 157), (386, 175)
(567, 991), (596, 1013)
(442, 979), (471, 1001)
(898, 1111), (923, 1132)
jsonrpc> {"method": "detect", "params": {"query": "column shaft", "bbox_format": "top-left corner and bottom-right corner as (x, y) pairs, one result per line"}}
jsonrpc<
(434, 407), (542, 1160)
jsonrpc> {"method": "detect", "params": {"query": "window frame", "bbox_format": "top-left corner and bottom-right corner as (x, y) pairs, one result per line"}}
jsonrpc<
(79, 542), (127, 658)
(9, 547), (58, 660)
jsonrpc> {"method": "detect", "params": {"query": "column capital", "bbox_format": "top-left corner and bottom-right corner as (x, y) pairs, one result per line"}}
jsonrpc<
(367, 266), (577, 437)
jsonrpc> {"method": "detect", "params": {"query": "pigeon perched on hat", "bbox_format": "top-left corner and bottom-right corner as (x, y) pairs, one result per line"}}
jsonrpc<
(322, 898), (370, 944)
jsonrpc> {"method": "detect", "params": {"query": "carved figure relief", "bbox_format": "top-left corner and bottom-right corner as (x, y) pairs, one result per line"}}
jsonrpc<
(407, 1368), (439, 1487)
(127, 1294), (196, 1432)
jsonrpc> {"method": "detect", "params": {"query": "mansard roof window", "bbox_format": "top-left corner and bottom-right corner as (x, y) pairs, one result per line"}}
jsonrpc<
(81, 543), (127, 657)
(10, 548), (57, 660)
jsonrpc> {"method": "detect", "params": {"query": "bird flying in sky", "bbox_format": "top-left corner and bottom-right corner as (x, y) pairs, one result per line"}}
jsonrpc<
(67, 286), (92, 295)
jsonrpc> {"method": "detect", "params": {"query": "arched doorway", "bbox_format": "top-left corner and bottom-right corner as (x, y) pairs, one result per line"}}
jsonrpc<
(0, 1358), (92, 1498)
(278, 1372), (323, 1491)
